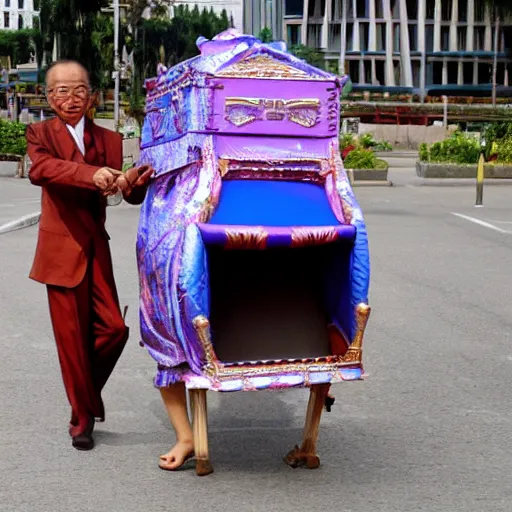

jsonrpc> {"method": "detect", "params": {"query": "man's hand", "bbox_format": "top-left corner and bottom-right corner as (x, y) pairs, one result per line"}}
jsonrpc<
(121, 165), (155, 193)
(134, 166), (155, 188)
(93, 167), (123, 192)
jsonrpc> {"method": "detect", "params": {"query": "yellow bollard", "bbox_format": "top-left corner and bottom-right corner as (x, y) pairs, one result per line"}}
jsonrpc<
(475, 152), (484, 207)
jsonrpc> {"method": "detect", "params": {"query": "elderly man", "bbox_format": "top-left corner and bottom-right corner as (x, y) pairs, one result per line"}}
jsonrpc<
(26, 59), (153, 451)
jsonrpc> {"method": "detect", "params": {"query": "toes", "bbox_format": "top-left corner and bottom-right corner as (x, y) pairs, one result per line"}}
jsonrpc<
(159, 458), (180, 470)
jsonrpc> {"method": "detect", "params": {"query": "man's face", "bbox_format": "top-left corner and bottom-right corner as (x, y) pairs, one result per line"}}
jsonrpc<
(46, 63), (91, 126)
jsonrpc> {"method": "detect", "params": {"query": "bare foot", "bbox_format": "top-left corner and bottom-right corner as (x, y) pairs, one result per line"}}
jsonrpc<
(158, 440), (194, 471)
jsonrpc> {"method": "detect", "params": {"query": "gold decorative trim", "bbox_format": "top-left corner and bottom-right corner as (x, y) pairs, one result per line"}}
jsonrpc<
(218, 158), (229, 178)
(224, 97), (261, 126)
(217, 157), (325, 183)
(225, 227), (268, 250)
(193, 316), (220, 377)
(286, 99), (322, 128)
(291, 227), (339, 248)
(319, 160), (332, 178)
(225, 157), (324, 167)
(225, 98), (261, 109)
(199, 357), (361, 382)
(193, 303), (371, 382)
(328, 143), (353, 224)
(199, 197), (216, 223)
(218, 55), (310, 79)
(343, 303), (371, 364)
(224, 97), (321, 128)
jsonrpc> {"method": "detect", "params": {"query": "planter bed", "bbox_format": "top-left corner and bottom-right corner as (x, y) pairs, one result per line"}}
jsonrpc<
(416, 161), (512, 179)
(350, 168), (389, 181)
(345, 159), (390, 185)
(0, 154), (24, 178)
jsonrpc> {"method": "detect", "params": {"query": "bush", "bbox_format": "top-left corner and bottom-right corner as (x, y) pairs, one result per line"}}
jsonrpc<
(419, 143), (429, 162)
(373, 140), (393, 152)
(482, 122), (512, 147)
(340, 133), (355, 151)
(359, 133), (375, 149)
(420, 132), (480, 164)
(0, 119), (27, 156)
(374, 158), (388, 170)
(343, 149), (377, 169)
(482, 122), (512, 161)
(495, 136), (512, 163)
(349, 133), (393, 152)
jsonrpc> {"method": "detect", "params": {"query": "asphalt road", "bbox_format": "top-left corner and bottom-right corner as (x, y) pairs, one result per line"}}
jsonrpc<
(0, 179), (40, 228)
(1, 172), (512, 512)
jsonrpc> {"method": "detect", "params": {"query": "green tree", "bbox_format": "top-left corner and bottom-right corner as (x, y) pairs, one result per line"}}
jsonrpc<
(0, 29), (39, 67)
(258, 27), (273, 43)
(124, 0), (174, 32)
(341, 77), (353, 98)
(289, 44), (325, 70)
(483, 0), (512, 14)
(31, 17), (44, 69)
(38, 0), (112, 88)
(134, 5), (230, 78)
(91, 13), (115, 90)
(218, 9), (230, 33)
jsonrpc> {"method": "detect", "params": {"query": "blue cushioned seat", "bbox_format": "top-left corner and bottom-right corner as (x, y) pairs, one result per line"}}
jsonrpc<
(209, 180), (342, 227)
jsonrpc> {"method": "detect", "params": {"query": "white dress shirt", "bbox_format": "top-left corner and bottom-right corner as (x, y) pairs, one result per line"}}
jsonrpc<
(66, 117), (85, 155)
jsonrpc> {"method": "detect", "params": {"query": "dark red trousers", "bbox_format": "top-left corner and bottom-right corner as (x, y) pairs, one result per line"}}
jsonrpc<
(47, 236), (129, 437)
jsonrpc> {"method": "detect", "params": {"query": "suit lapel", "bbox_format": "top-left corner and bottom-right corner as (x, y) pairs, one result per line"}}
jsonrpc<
(86, 118), (106, 166)
(48, 116), (108, 167)
(51, 117), (85, 164)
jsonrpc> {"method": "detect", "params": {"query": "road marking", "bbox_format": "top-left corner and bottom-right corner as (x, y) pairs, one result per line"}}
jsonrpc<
(451, 212), (510, 234)
(0, 199), (40, 209)
(485, 219), (512, 225)
(0, 212), (41, 234)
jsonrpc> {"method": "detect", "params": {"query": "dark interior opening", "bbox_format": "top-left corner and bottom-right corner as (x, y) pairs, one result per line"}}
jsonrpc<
(207, 242), (350, 364)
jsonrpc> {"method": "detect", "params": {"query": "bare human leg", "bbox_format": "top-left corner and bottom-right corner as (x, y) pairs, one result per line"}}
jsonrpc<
(159, 382), (195, 470)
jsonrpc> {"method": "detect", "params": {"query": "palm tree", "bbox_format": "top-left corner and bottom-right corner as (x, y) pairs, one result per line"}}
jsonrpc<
(484, 0), (512, 13)
(39, 0), (111, 87)
(124, 0), (174, 41)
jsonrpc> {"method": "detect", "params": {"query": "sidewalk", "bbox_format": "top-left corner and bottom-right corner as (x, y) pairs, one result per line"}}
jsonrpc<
(0, 178), (41, 233)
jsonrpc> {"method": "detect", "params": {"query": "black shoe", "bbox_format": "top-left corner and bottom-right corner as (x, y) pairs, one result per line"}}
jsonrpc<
(72, 417), (95, 451)
(72, 432), (95, 451)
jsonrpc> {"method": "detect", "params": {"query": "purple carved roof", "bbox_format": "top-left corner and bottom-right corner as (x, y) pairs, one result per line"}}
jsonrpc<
(145, 29), (347, 94)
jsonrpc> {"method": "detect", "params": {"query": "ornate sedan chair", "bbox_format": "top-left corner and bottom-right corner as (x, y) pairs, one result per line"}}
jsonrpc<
(136, 30), (371, 476)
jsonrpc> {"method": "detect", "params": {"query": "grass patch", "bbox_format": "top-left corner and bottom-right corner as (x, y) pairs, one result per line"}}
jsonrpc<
(375, 158), (388, 170)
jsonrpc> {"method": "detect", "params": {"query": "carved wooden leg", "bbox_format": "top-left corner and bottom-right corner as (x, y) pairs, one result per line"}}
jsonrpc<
(284, 383), (330, 470)
(190, 389), (214, 476)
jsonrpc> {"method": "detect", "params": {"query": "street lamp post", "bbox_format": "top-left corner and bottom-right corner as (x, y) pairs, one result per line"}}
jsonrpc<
(113, 0), (120, 133)
(476, 135), (486, 208)
(492, 14), (500, 108)
(339, 0), (347, 76)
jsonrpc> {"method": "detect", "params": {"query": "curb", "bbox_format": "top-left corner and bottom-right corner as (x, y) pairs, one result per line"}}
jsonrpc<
(412, 178), (512, 187)
(416, 161), (512, 179)
(353, 180), (394, 187)
(346, 168), (390, 185)
(0, 212), (41, 235)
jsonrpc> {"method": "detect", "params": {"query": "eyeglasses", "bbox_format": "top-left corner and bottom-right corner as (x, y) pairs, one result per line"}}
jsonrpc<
(47, 85), (91, 100)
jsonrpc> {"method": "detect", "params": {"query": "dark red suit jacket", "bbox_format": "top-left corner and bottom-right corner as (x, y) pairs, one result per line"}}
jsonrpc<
(26, 117), (144, 289)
